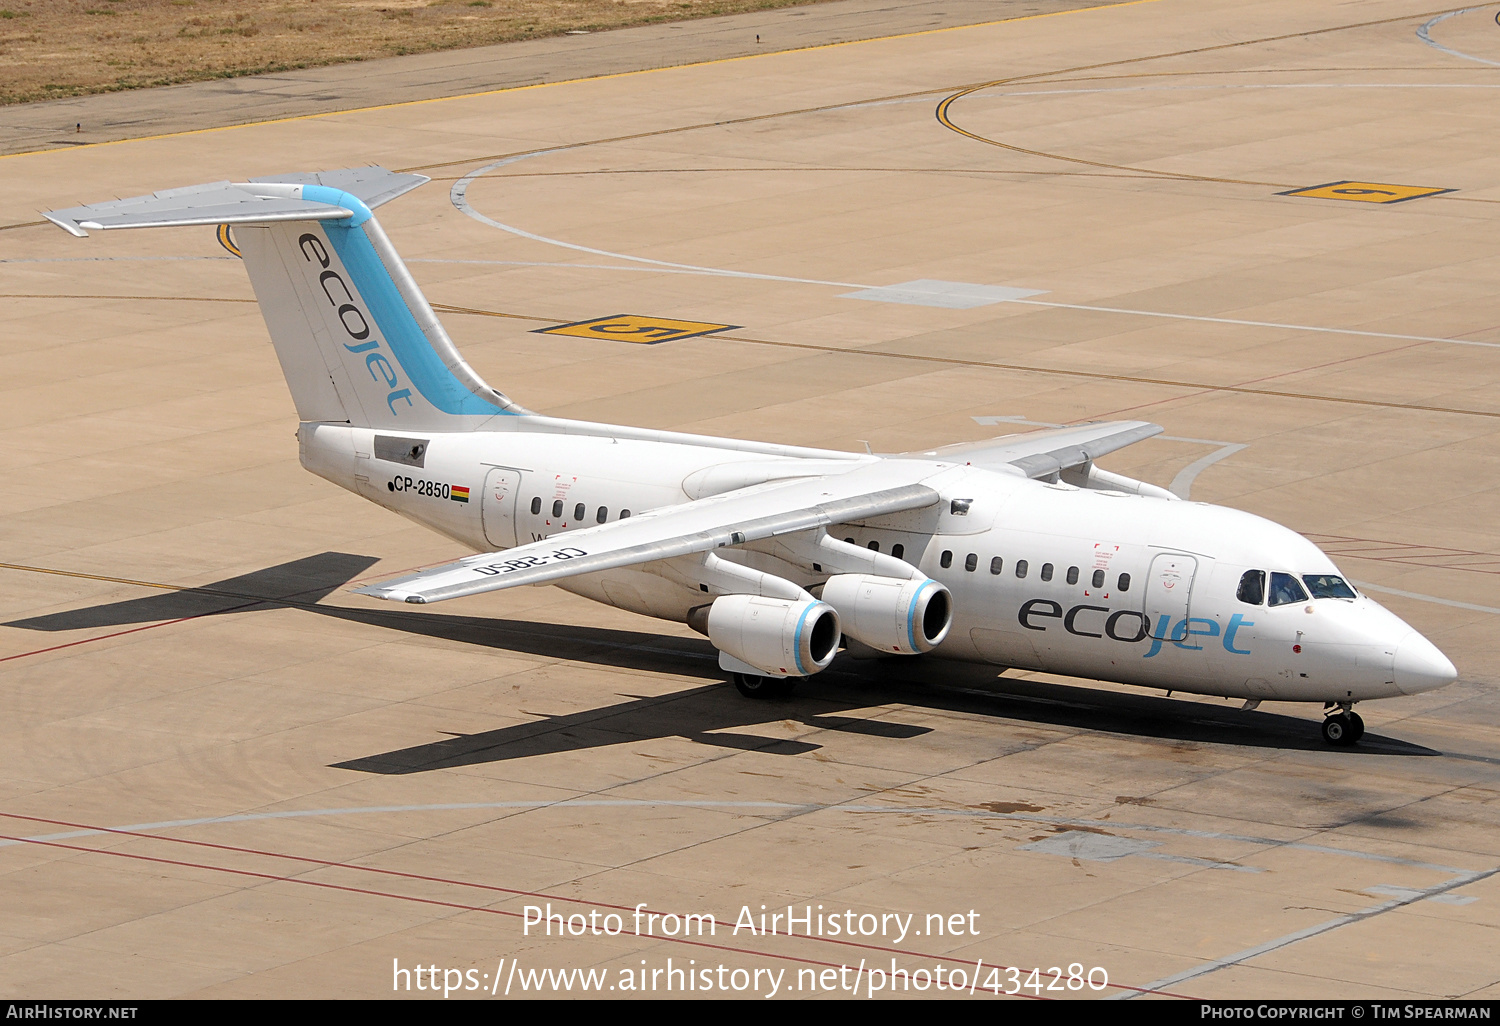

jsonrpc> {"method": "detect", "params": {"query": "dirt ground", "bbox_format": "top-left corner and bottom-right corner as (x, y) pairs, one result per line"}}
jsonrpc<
(0, 0), (830, 105)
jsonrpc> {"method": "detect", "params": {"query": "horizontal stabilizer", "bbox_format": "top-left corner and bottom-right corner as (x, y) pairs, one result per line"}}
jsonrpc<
(249, 167), (429, 209)
(44, 167), (429, 236)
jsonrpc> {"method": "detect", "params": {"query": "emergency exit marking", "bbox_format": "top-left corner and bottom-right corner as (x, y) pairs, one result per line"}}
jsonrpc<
(537, 314), (739, 344)
(1279, 181), (1454, 204)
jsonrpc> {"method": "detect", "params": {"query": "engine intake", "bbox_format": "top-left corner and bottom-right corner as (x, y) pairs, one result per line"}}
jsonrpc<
(821, 574), (952, 655)
(706, 595), (841, 678)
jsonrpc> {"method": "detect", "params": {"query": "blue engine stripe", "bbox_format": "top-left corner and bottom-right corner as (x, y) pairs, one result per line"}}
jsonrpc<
(314, 204), (511, 417)
(792, 602), (818, 677)
(905, 581), (930, 653)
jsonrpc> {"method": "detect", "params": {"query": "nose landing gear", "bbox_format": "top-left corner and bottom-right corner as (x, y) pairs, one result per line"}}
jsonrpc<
(1321, 702), (1365, 746)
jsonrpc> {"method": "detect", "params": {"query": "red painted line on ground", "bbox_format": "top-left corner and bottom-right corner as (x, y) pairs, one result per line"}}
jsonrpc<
(0, 555), (455, 666)
(0, 828), (1048, 997)
(0, 605), (261, 664)
(0, 810), (1183, 998)
(0, 550), (1195, 1000)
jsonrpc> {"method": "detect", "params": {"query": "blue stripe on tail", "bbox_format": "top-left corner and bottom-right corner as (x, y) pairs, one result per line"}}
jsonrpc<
(309, 187), (513, 418)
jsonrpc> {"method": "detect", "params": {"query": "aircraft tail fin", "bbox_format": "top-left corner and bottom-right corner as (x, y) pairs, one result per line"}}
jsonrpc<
(45, 167), (528, 429)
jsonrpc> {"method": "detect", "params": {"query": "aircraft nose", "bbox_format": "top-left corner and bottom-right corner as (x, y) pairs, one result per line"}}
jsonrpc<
(1392, 632), (1458, 695)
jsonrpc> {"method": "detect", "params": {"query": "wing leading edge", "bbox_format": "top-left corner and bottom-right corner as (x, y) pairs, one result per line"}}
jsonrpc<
(900, 420), (1163, 480)
(356, 463), (944, 604)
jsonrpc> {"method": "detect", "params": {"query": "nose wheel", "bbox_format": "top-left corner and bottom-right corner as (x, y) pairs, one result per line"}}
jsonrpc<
(1321, 705), (1365, 746)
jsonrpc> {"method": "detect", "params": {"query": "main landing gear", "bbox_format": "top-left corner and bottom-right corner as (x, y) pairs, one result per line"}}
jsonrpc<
(1321, 702), (1365, 747)
(731, 672), (797, 699)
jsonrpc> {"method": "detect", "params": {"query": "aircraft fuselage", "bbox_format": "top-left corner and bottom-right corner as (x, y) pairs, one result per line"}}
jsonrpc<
(301, 422), (1455, 706)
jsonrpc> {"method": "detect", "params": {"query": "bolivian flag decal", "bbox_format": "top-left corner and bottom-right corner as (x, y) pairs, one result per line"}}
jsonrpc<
(451, 486), (471, 503)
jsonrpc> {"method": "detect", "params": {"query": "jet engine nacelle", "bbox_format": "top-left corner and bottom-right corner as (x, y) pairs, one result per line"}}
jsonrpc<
(820, 574), (952, 655)
(706, 595), (841, 678)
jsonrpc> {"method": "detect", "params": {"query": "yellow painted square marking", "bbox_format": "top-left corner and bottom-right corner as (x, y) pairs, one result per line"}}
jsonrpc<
(1279, 181), (1454, 204)
(536, 313), (739, 344)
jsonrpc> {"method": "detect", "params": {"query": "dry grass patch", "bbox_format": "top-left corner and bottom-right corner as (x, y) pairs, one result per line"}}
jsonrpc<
(1, 0), (833, 105)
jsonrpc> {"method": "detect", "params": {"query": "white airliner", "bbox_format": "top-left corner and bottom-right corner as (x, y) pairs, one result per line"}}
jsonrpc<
(45, 167), (1458, 747)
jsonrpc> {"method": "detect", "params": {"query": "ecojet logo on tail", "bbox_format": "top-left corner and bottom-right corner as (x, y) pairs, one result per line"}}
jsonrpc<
(299, 233), (414, 416)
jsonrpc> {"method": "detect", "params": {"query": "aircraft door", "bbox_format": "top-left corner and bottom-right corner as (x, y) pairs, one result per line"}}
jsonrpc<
(1143, 553), (1197, 639)
(480, 467), (523, 549)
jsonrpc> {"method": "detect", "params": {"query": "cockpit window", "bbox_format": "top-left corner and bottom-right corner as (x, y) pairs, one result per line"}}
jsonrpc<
(1237, 569), (1265, 605)
(1268, 572), (1309, 607)
(1303, 574), (1357, 600)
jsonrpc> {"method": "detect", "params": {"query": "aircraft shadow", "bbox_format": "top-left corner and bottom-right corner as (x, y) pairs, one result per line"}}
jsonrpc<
(331, 677), (938, 773)
(308, 603), (1441, 769)
(6, 552), (1439, 765)
(4, 552), (381, 631)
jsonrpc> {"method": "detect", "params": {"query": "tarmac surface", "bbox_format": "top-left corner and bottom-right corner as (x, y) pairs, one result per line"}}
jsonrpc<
(2, 0), (1499, 1000)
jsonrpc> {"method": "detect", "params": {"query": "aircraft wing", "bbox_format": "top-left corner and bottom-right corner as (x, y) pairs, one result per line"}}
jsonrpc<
(901, 420), (1162, 480)
(355, 462), (942, 604)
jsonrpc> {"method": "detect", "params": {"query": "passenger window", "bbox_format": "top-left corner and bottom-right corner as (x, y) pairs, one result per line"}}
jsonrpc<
(1303, 574), (1357, 600)
(950, 498), (972, 516)
(990, 556), (1003, 575)
(892, 543), (905, 561)
(940, 550), (953, 569)
(530, 497), (542, 515)
(620, 509), (631, 519)
(965, 553), (977, 572)
(868, 540), (880, 552)
(1091, 569), (1105, 588)
(1269, 571), (1309, 607)
(845, 537), (856, 545)
(1040, 563), (1054, 582)
(1237, 570), (1265, 605)
(1066, 566), (1079, 585)
(1015, 560), (1028, 579)
(551, 499), (563, 518)
(1118, 572), (1131, 592)
(574, 502), (585, 521)
(596, 506), (607, 524)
